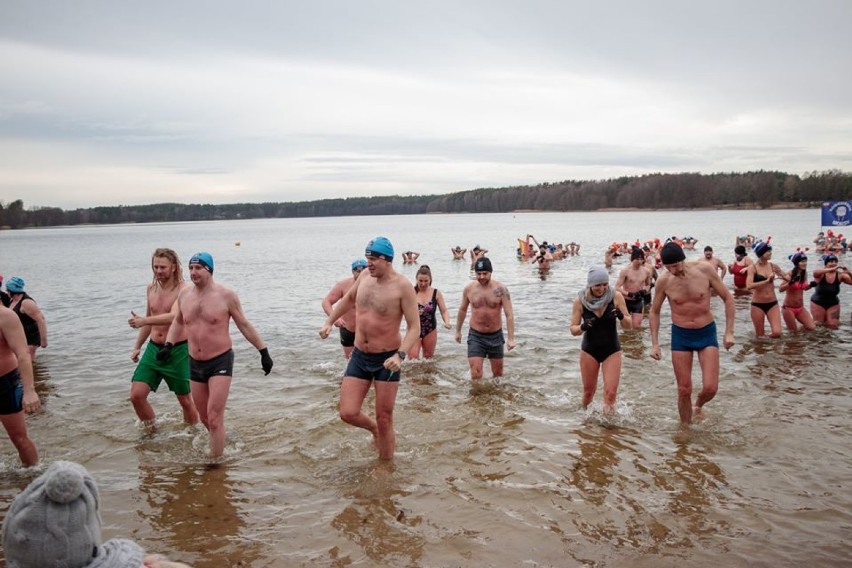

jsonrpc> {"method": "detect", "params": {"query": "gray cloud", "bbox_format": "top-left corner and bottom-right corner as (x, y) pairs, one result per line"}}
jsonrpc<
(1, 0), (850, 208)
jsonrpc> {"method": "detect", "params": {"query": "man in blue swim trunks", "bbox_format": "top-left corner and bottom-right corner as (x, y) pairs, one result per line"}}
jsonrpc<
(455, 257), (516, 383)
(319, 237), (420, 460)
(0, 305), (40, 466)
(650, 241), (735, 425)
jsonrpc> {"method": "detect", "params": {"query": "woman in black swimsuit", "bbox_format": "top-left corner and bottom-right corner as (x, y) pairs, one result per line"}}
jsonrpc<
(570, 266), (632, 415)
(407, 265), (451, 360)
(745, 241), (786, 338)
(809, 254), (852, 328)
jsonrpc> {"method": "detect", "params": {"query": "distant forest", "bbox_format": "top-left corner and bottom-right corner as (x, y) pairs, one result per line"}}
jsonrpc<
(2, 170), (851, 229)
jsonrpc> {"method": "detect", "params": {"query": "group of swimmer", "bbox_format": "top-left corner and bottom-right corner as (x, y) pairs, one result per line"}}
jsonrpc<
(321, 237), (515, 459)
(813, 229), (848, 253)
(1, 229), (849, 467)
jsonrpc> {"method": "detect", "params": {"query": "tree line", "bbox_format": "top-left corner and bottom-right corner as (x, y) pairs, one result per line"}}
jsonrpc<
(2, 170), (850, 229)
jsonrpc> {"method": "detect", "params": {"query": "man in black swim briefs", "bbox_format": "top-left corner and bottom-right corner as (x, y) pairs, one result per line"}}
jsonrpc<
(0, 305), (39, 466)
(162, 252), (273, 459)
(616, 248), (652, 328)
(320, 237), (420, 461)
(322, 259), (367, 359)
(650, 241), (736, 425)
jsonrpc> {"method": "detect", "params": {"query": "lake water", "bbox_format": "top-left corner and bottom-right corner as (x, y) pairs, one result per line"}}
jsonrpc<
(1, 209), (850, 567)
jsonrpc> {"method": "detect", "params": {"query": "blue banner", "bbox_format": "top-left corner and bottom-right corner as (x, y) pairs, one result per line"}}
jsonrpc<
(821, 201), (852, 226)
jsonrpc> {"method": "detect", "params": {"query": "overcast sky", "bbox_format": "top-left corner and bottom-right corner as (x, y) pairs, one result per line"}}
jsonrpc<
(1, 1), (850, 209)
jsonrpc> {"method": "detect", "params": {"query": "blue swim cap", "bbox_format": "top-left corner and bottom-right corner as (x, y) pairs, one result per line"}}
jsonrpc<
(365, 237), (394, 262)
(351, 259), (367, 270)
(822, 253), (838, 265)
(5, 276), (24, 294)
(189, 252), (214, 274)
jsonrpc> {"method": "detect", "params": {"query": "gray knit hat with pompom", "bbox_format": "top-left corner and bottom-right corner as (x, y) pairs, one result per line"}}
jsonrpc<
(2, 460), (144, 568)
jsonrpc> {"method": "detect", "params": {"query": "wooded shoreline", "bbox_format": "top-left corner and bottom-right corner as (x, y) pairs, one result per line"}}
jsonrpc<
(1, 170), (848, 229)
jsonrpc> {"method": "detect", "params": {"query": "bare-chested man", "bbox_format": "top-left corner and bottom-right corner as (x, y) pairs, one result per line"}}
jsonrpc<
(128, 248), (198, 429)
(451, 246), (467, 260)
(455, 257), (516, 382)
(322, 259), (366, 359)
(616, 248), (652, 328)
(650, 242), (735, 425)
(319, 237), (419, 460)
(701, 246), (728, 280)
(470, 245), (489, 268)
(162, 252), (273, 458)
(0, 306), (39, 466)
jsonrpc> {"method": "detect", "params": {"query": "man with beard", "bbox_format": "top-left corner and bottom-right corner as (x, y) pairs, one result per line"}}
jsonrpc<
(455, 257), (516, 383)
(128, 248), (199, 430)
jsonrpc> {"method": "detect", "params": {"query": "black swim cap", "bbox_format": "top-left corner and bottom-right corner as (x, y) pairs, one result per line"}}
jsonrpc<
(474, 257), (493, 272)
(660, 242), (686, 265)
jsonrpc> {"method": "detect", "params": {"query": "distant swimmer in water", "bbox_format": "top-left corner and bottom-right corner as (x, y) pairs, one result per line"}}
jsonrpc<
(779, 251), (816, 332)
(570, 266), (632, 415)
(810, 253), (852, 328)
(127, 248), (199, 430)
(470, 244), (489, 268)
(531, 242), (553, 273)
(650, 242), (735, 425)
(451, 246), (467, 260)
(745, 241), (786, 338)
(727, 245), (754, 294)
(322, 259), (367, 359)
(402, 250), (420, 264)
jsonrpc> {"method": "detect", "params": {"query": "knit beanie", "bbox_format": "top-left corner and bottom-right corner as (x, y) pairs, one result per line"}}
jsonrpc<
(2, 461), (145, 568)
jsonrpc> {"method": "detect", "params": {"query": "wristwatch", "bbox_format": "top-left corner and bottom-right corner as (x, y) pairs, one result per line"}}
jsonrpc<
(397, 350), (407, 360)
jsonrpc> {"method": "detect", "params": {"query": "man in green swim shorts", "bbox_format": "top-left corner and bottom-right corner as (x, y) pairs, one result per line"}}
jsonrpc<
(128, 248), (199, 430)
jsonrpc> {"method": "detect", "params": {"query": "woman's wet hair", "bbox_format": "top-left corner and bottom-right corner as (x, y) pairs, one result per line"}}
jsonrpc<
(151, 247), (184, 285)
(415, 264), (432, 286)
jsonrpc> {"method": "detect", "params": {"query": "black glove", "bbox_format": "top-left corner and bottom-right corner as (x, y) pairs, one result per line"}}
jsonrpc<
(580, 315), (596, 331)
(259, 347), (273, 375)
(613, 307), (624, 320)
(809, 281), (818, 289)
(156, 342), (174, 362)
